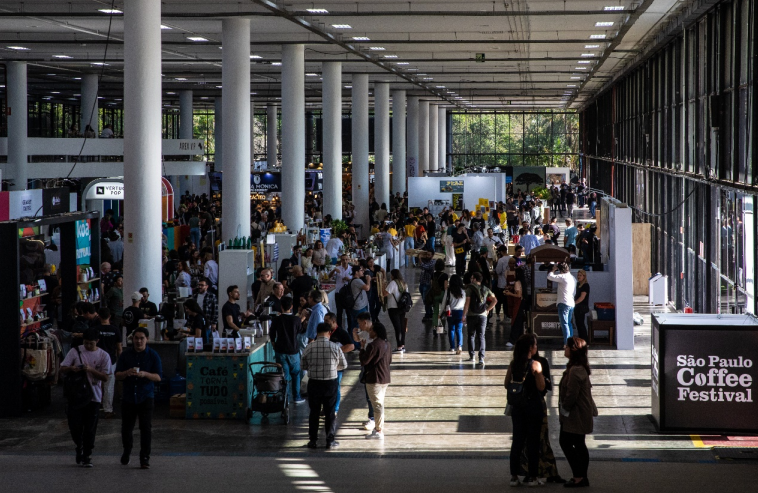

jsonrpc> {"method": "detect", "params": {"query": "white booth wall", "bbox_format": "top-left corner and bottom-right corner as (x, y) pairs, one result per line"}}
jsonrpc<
(408, 174), (507, 210)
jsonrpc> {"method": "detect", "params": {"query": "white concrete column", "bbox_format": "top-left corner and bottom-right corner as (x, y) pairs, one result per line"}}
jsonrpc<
(266, 104), (277, 168)
(6, 62), (28, 190)
(438, 106), (447, 172)
(214, 97), (223, 170)
(351, 74), (369, 238)
(406, 96), (419, 178)
(322, 62), (342, 220)
(178, 90), (193, 196)
(281, 44), (305, 232)
(418, 100), (429, 175)
(80, 74), (99, 135)
(250, 101), (256, 162)
(429, 103), (438, 172)
(221, 18), (251, 242)
(374, 82), (390, 209)
(123, 0), (162, 302)
(391, 90), (406, 195)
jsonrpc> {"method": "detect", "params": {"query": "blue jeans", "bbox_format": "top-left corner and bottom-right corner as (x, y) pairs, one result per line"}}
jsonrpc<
(274, 352), (301, 401)
(350, 306), (369, 333)
(557, 303), (575, 346)
(335, 370), (343, 412)
(427, 237), (436, 252)
(190, 227), (201, 248)
(447, 310), (464, 349)
(589, 201), (597, 218)
(419, 282), (433, 318)
(404, 237), (415, 266)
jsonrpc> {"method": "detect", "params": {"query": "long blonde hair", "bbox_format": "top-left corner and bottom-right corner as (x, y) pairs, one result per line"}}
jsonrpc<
(577, 269), (588, 287)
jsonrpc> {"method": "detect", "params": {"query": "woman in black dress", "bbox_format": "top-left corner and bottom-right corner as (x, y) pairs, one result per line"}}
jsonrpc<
(573, 270), (590, 341)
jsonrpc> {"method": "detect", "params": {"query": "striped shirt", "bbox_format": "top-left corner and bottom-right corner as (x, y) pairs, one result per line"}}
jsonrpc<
(302, 336), (347, 380)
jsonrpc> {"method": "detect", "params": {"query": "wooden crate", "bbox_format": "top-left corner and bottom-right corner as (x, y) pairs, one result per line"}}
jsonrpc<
(632, 223), (652, 295)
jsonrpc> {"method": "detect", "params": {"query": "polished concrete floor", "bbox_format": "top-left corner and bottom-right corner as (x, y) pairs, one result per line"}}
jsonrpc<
(1, 207), (756, 492)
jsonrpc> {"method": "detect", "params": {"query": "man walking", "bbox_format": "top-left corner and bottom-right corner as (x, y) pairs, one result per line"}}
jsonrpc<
(547, 262), (577, 346)
(355, 321), (392, 440)
(60, 328), (111, 467)
(271, 297), (306, 404)
(115, 327), (163, 469)
(324, 312), (354, 416)
(301, 322), (347, 450)
(95, 308), (121, 419)
(417, 250), (436, 321)
(463, 272), (497, 366)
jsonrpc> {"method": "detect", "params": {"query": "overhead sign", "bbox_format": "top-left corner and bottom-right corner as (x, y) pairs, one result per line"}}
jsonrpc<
(250, 172), (282, 193)
(42, 187), (70, 215)
(8, 189), (43, 219)
(86, 181), (124, 200)
(475, 53), (485, 63)
(305, 171), (323, 192)
(440, 180), (464, 193)
(75, 219), (92, 265)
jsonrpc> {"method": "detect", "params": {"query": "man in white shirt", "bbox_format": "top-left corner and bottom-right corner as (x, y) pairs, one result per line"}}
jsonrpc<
(547, 262), (577, 346)
(325, 233), (344, 260)
(482, 228), (503, 266)
(329, 255), (353, 329)
(202, 251), (219, 293)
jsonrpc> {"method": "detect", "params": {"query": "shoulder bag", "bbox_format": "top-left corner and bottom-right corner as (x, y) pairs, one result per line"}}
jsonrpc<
(63, 347), (94, 410)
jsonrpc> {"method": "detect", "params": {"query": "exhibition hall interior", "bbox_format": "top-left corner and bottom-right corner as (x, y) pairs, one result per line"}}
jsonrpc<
(0, 1), (756, 492)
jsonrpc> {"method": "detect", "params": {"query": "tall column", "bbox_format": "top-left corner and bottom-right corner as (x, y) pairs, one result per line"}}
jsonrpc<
(281, 44), (305, 232)
(429, 103), (438, 172)
(214, 97), (223, 170)
(418, 100), (429, 175)
(374, 83), (390, 208)
(391, 90), (406, 195)
(6, 62), (28, 190)
(250, 101), (256, 163)
(266, 104), (277, 168)
(406, 96), (419, 178)
(351, 74), (369, 238)
(438, 106), (447, 172)
(80, 74), (99, 134)
(178, 90), (193, 196)
(123, 0), (162, 302)
(221, 18), (251, 242)
(322, 62), (342, 220)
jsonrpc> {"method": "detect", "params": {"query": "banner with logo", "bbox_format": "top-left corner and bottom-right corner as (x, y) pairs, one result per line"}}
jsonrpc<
(42, 187), (70, 215)
(7, 189), (43, 219)
(75, 219), (92, 265)
(440, 180), (464, 193)
(250, 172), (282, 193)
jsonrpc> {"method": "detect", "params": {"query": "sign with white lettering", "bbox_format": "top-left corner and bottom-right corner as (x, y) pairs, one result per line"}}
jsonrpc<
(250, 172), (282, 193)
(86, 181), (124, 200)
(652, 314), (758, 433)
(75, 219), (92, 265)
(8, 189), (43, 219)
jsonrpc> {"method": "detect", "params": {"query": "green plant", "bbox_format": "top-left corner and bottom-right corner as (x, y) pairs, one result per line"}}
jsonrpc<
(532, 187), (552, 200)
(331, 219), (349, 237)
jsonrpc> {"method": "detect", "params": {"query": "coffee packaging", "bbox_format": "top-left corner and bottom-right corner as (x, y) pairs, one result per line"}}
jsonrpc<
(187, 338), (195, 352)
(244, 336), (252, 352)
(212, 337), (221, 353)
(219, 338), (228, 352)
(195, 337), (204, 352)
(235, 338), (243, 352)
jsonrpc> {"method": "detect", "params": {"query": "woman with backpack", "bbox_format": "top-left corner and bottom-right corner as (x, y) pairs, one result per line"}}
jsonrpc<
(441, 275), (466, 354)
(383, 269), (409, 353)
(504, 334), (546, 487)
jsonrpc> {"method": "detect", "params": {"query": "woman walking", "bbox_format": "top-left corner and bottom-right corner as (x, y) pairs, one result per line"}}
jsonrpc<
(384, 269), (408, 353)
(573, 270), (591, 341)
(504, 266), (528, 350)
(357, 322), (392, 440)
(559, 337), (597, 488)
(504, 335), (546, 487)
(441, 275), (466, 354)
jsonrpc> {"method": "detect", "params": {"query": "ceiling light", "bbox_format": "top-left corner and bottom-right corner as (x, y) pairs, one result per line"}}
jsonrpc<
(306, 8), (329, 14)
(175, 77), (187, 81)
(585, 44), (601, 49)
(7, 46), (30, 50)
(369, 46), (385, 51)
(200, 97), (209, 100)
(73, 77), (81, 80)
(567, 84), (577, 87)
(216, 85), (222, 88)
(581, 53), (595, 57)
(384, 55), (398, 58)
(51, 91), (60, 94)
(352, 36), (370, 41)
(331, 24), (351, 29)
(306, 73), (319, 77)
(604, 6), (625, 11)
(574, 67), (587, 70)
(595, 21), (615, 27)
(344, 85), (352, 88)
(91, 62), (109, 66)
(250, 92), (257, 95)
(187, 36), (208, 42)
(98, 9), (122, 14)
(590, 34), (607, 39)
(166, 92), (176, 95)
(435, 85), (446, 88)
(571, 76), (581, 79)
(54, 55), (72, 59)
(578, 61), (591, 64)
(271, 62), (282, 66)
(423, 77), (433, 80)
(250, 55), (262, 59)
(161, 25), (172, 30)
(396, 62), (409, 65)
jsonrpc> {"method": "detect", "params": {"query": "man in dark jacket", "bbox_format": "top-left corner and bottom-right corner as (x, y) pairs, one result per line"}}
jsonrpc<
(270, 297), (305, 404)
(355, 319), (392, 440)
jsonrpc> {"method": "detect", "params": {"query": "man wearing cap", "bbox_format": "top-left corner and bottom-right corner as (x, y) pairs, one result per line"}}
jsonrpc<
(122, 292), (144, 339)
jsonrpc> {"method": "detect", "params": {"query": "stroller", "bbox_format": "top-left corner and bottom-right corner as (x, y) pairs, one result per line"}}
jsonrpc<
(247, 361), (290, 424)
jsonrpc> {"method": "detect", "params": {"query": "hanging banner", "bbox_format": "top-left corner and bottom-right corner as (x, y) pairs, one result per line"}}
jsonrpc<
(75, 219), (92, 265)
(452, 193), (463, 211)
(250, 172), (282, 193)
(42, 187), (70, 215)
(440, 180), (464, 193)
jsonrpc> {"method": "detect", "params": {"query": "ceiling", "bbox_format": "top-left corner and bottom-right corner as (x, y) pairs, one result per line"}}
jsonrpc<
(0, 0), (689, 110)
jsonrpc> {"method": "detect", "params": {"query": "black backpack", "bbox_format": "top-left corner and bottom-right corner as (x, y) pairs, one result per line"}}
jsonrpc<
(393, 283), (414, 313)
(63, 347), (94, 410)
(506, 360), (533, 409)
(337, 279), (358, 310)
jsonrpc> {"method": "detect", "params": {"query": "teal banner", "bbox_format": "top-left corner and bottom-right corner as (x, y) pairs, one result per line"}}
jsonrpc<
(75, 219), (91, 265)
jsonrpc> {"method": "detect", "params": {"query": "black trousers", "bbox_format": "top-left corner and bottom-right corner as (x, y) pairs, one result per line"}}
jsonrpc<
(388, 308), (406, 348)
(508, 299), (527, 344)
(560, 427), (590, 478)
(510, 406), (543, 477)
(67, 401), (100, 456)
(574, 305), (589, 341)
(455, 253), (467, 275)
(121, 398), (154, 461)
(307, 378), (338, 443)
(494, 288), (508, 317)
(467, 315), (487, 360)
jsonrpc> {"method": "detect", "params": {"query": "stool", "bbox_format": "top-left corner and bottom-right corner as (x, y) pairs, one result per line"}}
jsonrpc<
(588, 319), (615, 346)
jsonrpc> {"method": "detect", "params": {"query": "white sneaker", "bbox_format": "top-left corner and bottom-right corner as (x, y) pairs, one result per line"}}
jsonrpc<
(509, 476), (521, 487)
(363, 420), (375, 431)
(505, 342), (514, 349)
(365, 430), (384, 439)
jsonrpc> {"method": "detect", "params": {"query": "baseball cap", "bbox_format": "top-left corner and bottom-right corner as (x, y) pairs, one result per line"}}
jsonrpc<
(131, 291), (142, 302)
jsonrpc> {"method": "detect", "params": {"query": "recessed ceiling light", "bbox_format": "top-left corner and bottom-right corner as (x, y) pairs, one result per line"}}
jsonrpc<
(91, 62), (109, 66)
(595, 21), (614, 27)
(571, 76), (581, 79)
(574, 67), (588, 70)
(344, 85), (352, 88)
(7, 46), (30, 50)
(585, 44), (601, 49)
(352, 36), (370, 41)
(160, 25), (172, 30)
(396, 62), (409, 65)
(166, 92), (176, 95)
(200, 96), (209, 100)
(604, 6), (625, 11)
(435, 85), (446, 88)
(306, 73), (319, 76)
(216, 85), (222, 88)
(306, 8), (329, 14)
(567, 84), (577, 87)
(384, 55), (398, 58)
(272, 62), (282, 66)
(423, 77), (433, 80)
(175, 77), (187, 81)
(590, 34), (607, 39)
(331, 24), (351, 29)
(369, 46), (385, 51)
(250, 55), (262, 59)
(54, 55), (72, 59)
(98, 9), (122, 14)
(73, 77), (81, 80)
(187, 36), (208, 42)
(578, 61), (591, 64)
(581, 53), (595, 57)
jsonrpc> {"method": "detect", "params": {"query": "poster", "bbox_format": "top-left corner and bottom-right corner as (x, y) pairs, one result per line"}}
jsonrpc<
(185, 354), (252, 420)
(512, 167), (547, 194)
(75, 219), (91, 265)
(452, 194), (463, 211)
(42, 188), (70, 215)
(8, 189), (43, 220)
(250, 172), (282, 193)
(440, 180), (464, 193)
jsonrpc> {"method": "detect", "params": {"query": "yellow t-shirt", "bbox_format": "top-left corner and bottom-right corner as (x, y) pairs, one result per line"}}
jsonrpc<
(451, 212), (459, 222)
(404, 225), (416, 238)
(388, 227), (398, 237)
(370, 226), (380, 235)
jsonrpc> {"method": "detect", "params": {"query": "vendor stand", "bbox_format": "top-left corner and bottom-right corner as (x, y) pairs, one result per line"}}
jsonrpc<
(527, 244), (570, 339)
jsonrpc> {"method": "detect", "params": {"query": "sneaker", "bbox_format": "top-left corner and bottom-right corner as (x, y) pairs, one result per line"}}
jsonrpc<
(326, 441), (340, 450)
(365, 430), (384, 440)
(140, 460), (150, 470)
(521, 477), (544, 487)
(400, 347), (406, 352)
(477, 360), (485, 366)
(76, 449), (83, 465)
(393, 348), (403, 353)
(363, 419), (375, 431)
(120, 450), (130, 466)
(505, 342), (514, 349)
(449, 347), (457, 352)
(456, 347), (462, 355)
(306, 441), (318, 449)
(468, 355), (475, 361)
(509, 476), (521, 487)
(294, 398), (306, 404)
(81, 457), (93, 468)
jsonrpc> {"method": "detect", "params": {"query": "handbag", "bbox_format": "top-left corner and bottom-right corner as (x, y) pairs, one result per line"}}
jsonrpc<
(63, 347), (94, 410)
(20, 333), (51, 382)
(506, 360), (532, 410)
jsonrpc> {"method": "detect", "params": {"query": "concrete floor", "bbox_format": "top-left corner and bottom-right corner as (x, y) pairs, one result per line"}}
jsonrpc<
(1, 207), (755, 491)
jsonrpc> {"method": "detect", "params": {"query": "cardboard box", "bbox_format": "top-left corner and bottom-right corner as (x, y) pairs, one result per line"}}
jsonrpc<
(170, 394), (186, 419)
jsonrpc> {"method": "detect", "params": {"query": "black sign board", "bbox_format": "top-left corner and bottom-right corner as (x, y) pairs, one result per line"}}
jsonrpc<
(652, 314), (758, 434)
(42, 188), (70, 215)
(531, 312), (563, 338)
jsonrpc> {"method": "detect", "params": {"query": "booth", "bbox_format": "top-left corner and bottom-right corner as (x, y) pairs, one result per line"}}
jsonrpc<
(527, 244), (571, 339)
(651, 313), (758, 434)
(83, 177), (175, 224)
